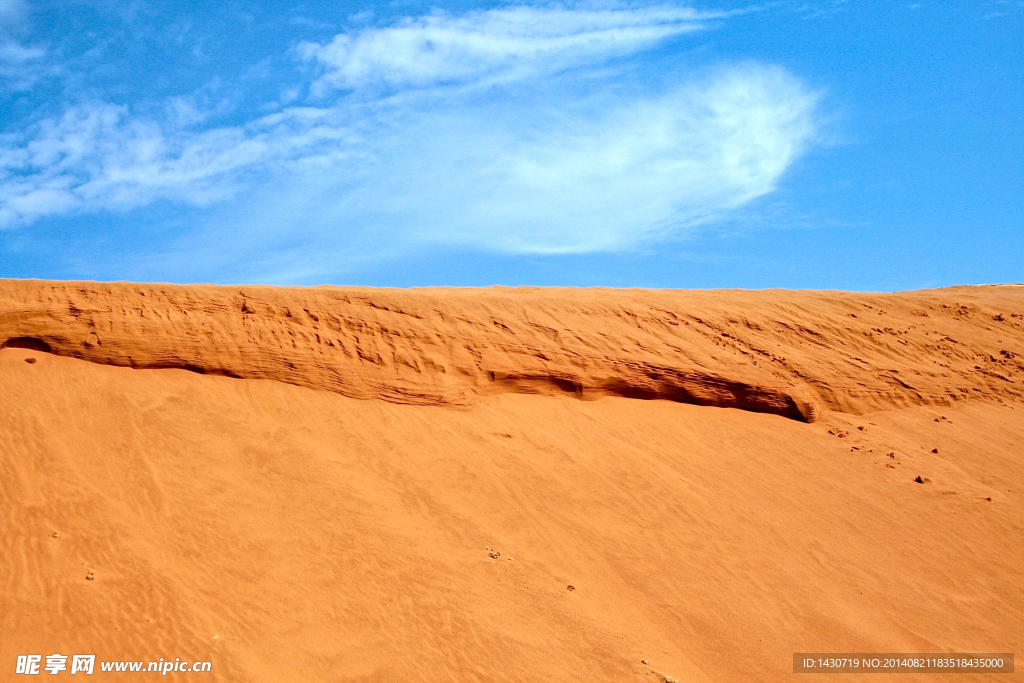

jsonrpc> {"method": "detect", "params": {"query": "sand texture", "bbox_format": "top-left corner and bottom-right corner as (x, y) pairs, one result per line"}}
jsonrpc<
(2, 281), (1023, 681)
(3, 281), (1024, 421)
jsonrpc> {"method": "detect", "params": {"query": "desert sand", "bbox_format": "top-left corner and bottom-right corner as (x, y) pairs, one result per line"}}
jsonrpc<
(2, 280), (1023, 681)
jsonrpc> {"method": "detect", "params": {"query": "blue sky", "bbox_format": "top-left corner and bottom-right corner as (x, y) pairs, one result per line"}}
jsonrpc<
(0, 0), (1020, 290)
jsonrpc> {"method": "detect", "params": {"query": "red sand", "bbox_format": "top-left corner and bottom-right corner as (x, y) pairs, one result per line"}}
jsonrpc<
(2, 281), (1022, 681)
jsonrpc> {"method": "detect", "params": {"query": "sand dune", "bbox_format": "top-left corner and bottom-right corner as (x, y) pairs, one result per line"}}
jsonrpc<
(2, 281), (1023, 681)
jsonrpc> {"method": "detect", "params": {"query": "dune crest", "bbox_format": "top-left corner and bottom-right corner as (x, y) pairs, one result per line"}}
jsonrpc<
(2, 280), (1023, 422)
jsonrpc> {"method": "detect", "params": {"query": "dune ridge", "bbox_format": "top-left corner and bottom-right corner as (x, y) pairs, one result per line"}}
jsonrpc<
(2, 280), (1023, 422)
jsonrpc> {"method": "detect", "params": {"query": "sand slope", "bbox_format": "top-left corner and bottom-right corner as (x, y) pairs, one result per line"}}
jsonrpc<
(2, 282), (1023, 681)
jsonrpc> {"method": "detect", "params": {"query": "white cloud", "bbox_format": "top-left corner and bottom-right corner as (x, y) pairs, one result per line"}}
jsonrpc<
(0, 102), (367, 226)
(298, 4), (716, 92)
(0, 3), (820, 271)
(215, 63), (818, 258)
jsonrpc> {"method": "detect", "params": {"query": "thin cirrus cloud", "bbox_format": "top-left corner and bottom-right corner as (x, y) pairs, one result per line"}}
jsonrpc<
(297, 5), (719, 92)
(0, 3), (821, 270)
(0, 102), (363, 227)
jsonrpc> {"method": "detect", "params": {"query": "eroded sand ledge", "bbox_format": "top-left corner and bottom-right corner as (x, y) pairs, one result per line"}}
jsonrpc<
(2, 280), (1023, 421)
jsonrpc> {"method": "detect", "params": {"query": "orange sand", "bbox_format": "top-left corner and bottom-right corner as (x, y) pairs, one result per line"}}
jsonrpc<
(1, 281), (1022, 681)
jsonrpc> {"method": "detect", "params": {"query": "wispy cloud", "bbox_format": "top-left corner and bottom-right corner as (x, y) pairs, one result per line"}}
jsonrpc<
(299, 5), (717, 92)
(0, 3), (820, 276)
(259, 62), (818, 256)
(0, 102), (365, 226)
(0, 39), (42, 65)
(0, 0), (46, 90)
